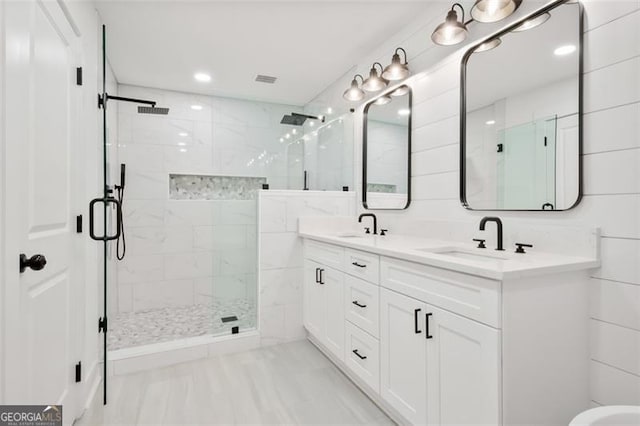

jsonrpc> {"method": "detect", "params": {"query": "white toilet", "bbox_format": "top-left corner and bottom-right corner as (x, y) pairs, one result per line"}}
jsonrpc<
(570, 406), (640, 426)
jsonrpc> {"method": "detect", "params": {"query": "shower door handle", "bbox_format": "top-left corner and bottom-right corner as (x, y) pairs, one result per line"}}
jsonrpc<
(89, 196), (122, 241)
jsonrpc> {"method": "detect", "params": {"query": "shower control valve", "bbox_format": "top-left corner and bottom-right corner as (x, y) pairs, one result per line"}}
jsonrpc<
(515, 243), (533, 254)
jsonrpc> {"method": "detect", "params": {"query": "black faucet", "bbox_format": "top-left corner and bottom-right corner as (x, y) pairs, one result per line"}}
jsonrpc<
(358, 213), (378, 235)
(479, 216), (504, 251)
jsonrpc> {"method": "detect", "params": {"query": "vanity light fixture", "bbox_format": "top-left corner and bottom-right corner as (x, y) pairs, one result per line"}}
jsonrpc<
(475, 38), (502, 52)
(431, 4), (469, 46)
(470, 0), (522, 23)
(362, 62), (388, 92)
(382, 48), (410, 81)
(373, 95), (392, 106)
(343, 74), (365, 102)
(554, 44), (577, 56)
(513, 12), (550, 32)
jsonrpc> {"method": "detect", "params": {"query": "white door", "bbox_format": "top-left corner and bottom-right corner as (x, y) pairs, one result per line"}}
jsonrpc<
(2, 0), (82, 423)
(380, 288), (428, 425)
(323, 267), (344, 360)
(303, 260), (325, 339)
(426, 305), (501, 425)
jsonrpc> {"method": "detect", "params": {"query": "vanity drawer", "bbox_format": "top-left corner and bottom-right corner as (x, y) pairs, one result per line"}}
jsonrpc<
(344, 248), (379, 284)
(380, 257), (501, 328)
(305, 240), (344, 271)
(344, 321), (380, 393)
(344, 275), (379, 338)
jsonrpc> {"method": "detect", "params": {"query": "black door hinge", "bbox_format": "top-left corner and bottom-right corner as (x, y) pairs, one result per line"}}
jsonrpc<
(76, 215), (83, 233)
(98, 94), (105, 109)
(544, 136), (548, 147)
(75, 361), (82, 383)
(76, 67), (83, 86)
(98, 317), (108, 333)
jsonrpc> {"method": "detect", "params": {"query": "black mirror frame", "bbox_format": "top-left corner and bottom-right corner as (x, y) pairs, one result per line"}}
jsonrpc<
(459, 0), (584, 212)
(362, 85), (412, 210)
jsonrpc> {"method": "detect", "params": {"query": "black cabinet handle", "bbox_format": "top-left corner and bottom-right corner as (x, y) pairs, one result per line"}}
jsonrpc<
(315, 268), (320, 283)
(19, 254), (47, 273)
(352, 262), (366, 268)
(352, 349), (367, 360)
(319, 269), (325, 285)
(425, 313), (433, 339)
(414, 308), (422, 334)
(515, 243), (533, 254)
(473, 238), (486, 249)
(352, 301), (367, 308)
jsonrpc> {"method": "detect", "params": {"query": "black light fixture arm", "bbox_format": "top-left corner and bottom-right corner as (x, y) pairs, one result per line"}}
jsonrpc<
(354, 74), (365, 84)
(451, 3), (466, 22)
(372, 62), (384, 73)
(394, 47), (408, 64)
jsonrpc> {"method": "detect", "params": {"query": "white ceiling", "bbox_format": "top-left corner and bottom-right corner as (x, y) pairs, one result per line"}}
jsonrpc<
(94, 0), (429, 106)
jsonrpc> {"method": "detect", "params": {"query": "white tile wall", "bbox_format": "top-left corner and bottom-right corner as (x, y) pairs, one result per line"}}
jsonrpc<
(116, 85), (302, 318)
(258, 190), (356, 347)
(307, 0), (640, 406)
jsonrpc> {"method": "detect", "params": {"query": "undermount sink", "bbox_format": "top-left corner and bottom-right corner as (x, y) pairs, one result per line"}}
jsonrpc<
(417, 248), (510, 263)
(335, 233), (368, 239)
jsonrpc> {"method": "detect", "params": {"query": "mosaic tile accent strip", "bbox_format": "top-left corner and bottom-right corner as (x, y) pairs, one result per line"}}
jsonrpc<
(367, 183), (397, 193)
(170, 174), (267, 200)
(107, 298), (256, 351)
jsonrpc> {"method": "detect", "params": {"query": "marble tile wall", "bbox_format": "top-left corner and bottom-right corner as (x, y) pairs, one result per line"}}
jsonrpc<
(258, 190), (356, 347)
(116, 84), (302, 322)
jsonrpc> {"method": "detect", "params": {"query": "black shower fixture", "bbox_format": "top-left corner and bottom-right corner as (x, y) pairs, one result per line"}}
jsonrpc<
(98, 93), (170, 115)
(280, 112), (325, 126)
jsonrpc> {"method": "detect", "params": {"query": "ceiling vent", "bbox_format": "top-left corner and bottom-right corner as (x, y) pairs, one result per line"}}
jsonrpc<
(255, 74), (277, 84)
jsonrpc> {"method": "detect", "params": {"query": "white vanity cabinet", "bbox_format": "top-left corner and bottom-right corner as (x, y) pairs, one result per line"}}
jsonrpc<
(302, 236), (590, 426)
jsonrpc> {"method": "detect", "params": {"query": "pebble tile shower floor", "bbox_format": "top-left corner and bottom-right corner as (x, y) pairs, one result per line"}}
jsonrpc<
(108, 299), (256, 350)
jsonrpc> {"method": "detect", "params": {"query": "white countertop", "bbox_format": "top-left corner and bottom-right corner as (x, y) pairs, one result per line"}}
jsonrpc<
(299, 231), (600, 281)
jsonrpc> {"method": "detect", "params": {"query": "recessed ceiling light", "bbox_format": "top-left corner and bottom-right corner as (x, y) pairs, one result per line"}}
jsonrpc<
(179, 148), (187, 153)
(327, 107), (333, 114)
(486, 120), (496, 125)
(191, 105), (203, 111)
(292, 129), (297, 135)
(398, 109), (411, 116)
(179, 132), (189, 137)
(194, 73), (211, 83)
(280, 138), (284, 142)
(178, 142), (187, 146)
(554, 45), (576, 56)
(285, 133), (290, 139)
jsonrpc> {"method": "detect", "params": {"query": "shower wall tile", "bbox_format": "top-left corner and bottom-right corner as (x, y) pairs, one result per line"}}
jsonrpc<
(124, 171), (167, 200)
(132, 279), (194, 311)
(164, 201), (215, 227)
(123, 200), (165, 228)
(258, 190), (356, 347)
(164, 252), (215, 280)
(117, 254), (165, 285)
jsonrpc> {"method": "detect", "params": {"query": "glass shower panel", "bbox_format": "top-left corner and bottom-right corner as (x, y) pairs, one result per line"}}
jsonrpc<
(497, 116), (557, 209)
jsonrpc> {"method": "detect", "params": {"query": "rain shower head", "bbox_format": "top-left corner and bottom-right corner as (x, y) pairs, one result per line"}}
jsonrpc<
(138, 105), (170, 115)
(280, 112), (325, 126)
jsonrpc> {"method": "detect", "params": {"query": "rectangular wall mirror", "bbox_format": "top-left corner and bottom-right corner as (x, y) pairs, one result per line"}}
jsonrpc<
(363, 85), (411, 210)
(461, 0), (582, 211)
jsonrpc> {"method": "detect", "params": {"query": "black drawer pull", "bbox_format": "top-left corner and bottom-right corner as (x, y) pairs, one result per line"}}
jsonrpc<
(414, 308), (422, 334)
(319, 269), (325, 285)
(352, 349), (367, 360)
(352, 262), (367, 268)
(352, 301), (367, 308)
(315, 268), (320, 283)
(425, 313), (433, 339)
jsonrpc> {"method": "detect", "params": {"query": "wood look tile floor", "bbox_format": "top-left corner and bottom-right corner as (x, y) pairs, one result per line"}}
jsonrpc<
(76, 340), (394, 426)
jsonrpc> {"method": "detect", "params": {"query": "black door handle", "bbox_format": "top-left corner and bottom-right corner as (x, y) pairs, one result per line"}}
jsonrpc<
(425, 313), (433, 339)
(20, 254), (47, 273)
(89, 196), (122, 241)
(414, 308), (422, 334)
(352, 262), (366, 268)
(352, 301), (367, 308)
(352, 349), (367, 360)
(319, 269), (325, 285)
(315, 268), (320, 283)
